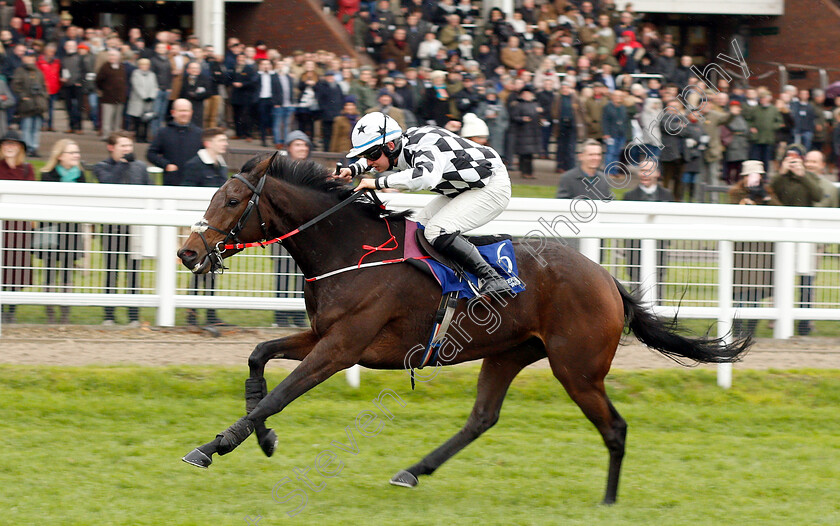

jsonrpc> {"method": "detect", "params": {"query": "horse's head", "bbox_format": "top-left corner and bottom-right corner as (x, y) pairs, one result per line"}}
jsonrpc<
(178, 155), (275, 274)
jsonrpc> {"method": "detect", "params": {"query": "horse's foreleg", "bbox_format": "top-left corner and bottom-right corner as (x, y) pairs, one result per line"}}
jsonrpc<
(246, 331), (319, 457)
(390, 345), (543, 488)
(183, 331), (362, 469)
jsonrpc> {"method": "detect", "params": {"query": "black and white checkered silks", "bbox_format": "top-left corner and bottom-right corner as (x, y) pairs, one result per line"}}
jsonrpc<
(351, 126), (511, 241)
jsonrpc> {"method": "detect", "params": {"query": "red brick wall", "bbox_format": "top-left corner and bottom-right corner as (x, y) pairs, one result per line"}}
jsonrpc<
(739, 0), (840, 92)
(226, 0), (356, 57)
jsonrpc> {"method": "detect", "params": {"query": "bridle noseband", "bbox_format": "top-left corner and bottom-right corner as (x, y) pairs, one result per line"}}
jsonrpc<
(190, 173), (270, 274)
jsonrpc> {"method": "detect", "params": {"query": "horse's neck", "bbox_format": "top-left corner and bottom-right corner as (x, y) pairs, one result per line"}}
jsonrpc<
(268, 187), (389, 279)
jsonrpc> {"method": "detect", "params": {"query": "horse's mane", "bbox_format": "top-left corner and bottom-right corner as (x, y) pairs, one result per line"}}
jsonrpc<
(241, 153), (410, 220)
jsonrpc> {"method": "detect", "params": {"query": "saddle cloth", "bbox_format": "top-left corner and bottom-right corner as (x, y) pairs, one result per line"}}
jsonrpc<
(404, 221), (526, 299)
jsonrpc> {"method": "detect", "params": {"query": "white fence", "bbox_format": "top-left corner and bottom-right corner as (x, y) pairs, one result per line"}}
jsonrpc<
(3, 180), (840, 345)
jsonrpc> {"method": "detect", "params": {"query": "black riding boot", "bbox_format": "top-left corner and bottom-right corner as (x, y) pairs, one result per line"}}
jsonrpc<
(433, 233), (513, 296)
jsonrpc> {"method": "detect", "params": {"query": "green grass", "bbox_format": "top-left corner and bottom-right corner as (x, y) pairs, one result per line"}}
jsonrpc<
(1, 365), (838, 525)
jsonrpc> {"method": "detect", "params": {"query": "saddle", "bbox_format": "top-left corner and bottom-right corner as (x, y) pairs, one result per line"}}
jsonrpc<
(402, 221), (525, 380)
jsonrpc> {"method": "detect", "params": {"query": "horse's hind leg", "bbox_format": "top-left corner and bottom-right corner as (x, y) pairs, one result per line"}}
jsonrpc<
(390, 343), (545, 488)
(246, 331), (319, 457)
(547, 342), (627, 505)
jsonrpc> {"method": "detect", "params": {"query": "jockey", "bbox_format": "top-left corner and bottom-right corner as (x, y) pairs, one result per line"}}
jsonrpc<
(338, 111), (513, 295)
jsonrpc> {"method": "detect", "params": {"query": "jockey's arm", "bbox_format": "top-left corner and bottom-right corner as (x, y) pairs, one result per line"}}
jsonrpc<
(373, 148), (446, 192)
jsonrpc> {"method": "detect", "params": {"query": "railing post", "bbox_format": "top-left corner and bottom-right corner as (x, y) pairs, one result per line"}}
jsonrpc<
(640, 238), (657, 307)
(156, 200), (178, 327)
(579, 237), (600, 263)
(346, 364), (360, 388)
(717, 240), (734, 389)
(774, 226), (796, 339)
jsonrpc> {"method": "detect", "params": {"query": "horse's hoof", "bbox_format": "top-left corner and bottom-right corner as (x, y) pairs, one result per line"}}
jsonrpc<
(259, 428), (278, 457)
(389, 470), (418, 488)
(182, 448), (212, 469)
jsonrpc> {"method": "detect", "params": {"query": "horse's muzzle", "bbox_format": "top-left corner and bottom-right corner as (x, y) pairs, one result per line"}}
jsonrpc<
(178, 247), (211, 274)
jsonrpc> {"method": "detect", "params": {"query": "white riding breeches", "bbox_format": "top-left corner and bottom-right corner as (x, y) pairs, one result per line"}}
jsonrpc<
(416, 165), (512, 243)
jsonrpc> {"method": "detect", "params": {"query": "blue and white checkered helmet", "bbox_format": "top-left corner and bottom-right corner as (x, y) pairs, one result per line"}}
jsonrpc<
(347, 112), (403, 158)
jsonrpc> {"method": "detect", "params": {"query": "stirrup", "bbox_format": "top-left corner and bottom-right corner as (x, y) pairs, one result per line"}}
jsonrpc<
(478, 275), (513, 296)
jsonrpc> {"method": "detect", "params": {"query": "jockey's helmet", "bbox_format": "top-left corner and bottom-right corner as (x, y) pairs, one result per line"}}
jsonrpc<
(348, 112), (403, 168)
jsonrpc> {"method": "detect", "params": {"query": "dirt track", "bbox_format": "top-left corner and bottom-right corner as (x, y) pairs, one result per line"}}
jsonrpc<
(1, 325), (839, 370)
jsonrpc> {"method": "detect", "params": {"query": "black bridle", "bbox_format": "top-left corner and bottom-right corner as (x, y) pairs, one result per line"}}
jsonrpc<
(190, 173), (270, 274)
(189, 171), (386, 275)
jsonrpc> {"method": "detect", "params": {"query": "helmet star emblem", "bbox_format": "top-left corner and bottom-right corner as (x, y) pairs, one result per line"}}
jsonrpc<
(357, 124), (366, 134)
(378, 125), (387, 136)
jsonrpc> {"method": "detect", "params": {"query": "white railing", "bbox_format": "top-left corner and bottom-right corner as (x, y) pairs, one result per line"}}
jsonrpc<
(3, 181), (840, 346)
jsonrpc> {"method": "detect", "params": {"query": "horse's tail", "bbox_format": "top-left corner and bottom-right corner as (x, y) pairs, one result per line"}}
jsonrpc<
(613, 277), (752, 364)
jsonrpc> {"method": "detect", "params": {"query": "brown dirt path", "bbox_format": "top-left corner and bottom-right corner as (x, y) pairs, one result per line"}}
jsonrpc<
(2, 325), (839, 370)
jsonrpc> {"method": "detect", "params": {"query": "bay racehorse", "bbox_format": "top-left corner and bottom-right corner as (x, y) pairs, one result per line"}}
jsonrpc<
(176, 153), (750, 504)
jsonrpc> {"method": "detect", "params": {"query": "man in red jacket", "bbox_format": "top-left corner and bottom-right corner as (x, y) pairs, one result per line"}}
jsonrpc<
(36, 42), (61, 132)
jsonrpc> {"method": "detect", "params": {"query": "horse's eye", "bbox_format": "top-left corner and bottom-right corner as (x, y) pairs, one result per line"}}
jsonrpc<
(227, 199), (240, 207)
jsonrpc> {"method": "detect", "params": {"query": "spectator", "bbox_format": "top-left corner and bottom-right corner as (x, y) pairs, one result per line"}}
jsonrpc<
(771, 144), (822, 207)
(11, 49), (47, 157)
(476, 86), (508, 161)
(201, 46), (226, 129)
(180, 127), (230, 326)
(719, 100), (749, 184)
(329, 96), (359, 153)
(623, 158), (674, 299)
(680, 112), (706, 202)
(0, 130), (34, 323)
(37, 139), (86, 324)
(728, 160), (779, 338)
(179, 61), (211, 128)
(78, 43), (99, 132)
(366, 88), (405, 130)
(35, 42), (60, 131)
(60, 39), (85, 134)
(126, 57), (159, 143)
(510, 85), (542, 179)
(273, 130), (310, 328)
(347, 66), (376, 114)
(229, 52), (258, 141)
(315, 69), (345, 149)
(419, 70), (452, 127)
(745, 91), (782, 175)
(811, 89), (829, 154)
(699, 94), (730, 190)
(149, 41), (173, 137)
(147, 98), (202, 186)
(382, 27), (411, 70)
(271, 60), (296, 149)
(553, 80), (585, 173)
(454, 73), (480, 117)
(392, 72), (417, 114)
(535, 76), (555, 159)
(637, 96), (663, 160)
(583, 82), (608, 140)
(500, 35), (527, 70)
(438, 13), (465, 50)
(94, 48), (127, 139)
(601, 89), (629, 175)
(791, 89), (817, 151)
(253, 58), (281, 147)
(460, 112), (489, 144)
(556, 139), (613, 200)
(295, 61), (320, 140)
(92, 132), (151, 326)
(416, 31), (443, 69)
(0, 73), (15, 136)
(33, 0), (59, 42)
